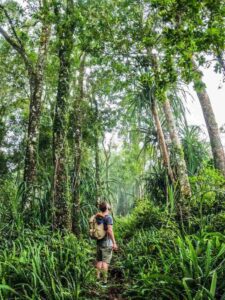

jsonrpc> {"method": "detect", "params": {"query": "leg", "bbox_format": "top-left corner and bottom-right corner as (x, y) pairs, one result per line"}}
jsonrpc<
(101, 262), (109, 283)
(101, 248), (112, 284)
(96, 246), (103, 279)
(96, 261), (103, 279)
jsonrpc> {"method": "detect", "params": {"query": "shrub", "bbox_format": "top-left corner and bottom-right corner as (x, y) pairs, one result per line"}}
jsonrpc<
(115, 199), (177, 240)
(188, 168), (225, 233)
(190, 168), (225, 215)
(210, 212), (225, 233)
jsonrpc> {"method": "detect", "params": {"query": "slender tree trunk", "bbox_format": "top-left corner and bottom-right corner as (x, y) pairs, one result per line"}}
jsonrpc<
(72, 125), (82, 235)
(72, 53), (86, 235)
(93, 98), (101, 206)
(95, 135), (101, 205)
(52, 1), (75, 230)
(148, 50), (191, 197)
(163, 98), (191, 198)
(147, 50), (175, 183)
(102, 135), (113, 196)
(151, 98), (175, 183)
(192, 59), (225, 176)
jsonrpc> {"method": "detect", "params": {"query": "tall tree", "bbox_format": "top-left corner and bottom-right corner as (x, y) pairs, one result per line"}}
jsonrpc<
(150, 93), (175, 184)
(162, 98), (191, 198)
(147, 0), (225, 176)
(148, 51), (191, 197)
(93, 97), (101, 206)
(52, 0), (75, 230)
(72, 53), (86, 235)
(0, 1), (51, 214)
(192, 59), (225, 176)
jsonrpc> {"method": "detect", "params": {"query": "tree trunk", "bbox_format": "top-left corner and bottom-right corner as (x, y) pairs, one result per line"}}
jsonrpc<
(147, 50), (175, 183)
(93, 98), (101, 206)
(102, 135), (113, 197)
(72, 53), (86, 235)
(151, 98), (175, 184)
(23, 23), (51, 211)
(72, 125), (82, 235)
(0, 2), (51, 215)
(163, 98), (191, 198)
(95, 135), (101, 205)
(52, 1), (75, 230)
(192, 59), (225, 176)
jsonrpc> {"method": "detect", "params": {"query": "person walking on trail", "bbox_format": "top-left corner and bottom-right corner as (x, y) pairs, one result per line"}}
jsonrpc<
(90, 201), (118, 285)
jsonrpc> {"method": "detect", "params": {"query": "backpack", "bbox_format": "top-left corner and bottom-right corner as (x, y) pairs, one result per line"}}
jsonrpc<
(89, 214), (107, 240)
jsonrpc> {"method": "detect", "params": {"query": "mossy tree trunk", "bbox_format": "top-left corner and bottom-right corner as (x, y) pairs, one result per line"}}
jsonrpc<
(0, 2), (51, 216)
(52, 0), (75, 230)
(72, 53), (86, 235)
(23, 22), (51, 213)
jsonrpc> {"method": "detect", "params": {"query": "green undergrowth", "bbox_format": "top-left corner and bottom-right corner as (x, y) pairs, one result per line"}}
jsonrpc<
(113, 196), (225, 300)
(188, 168), (225, 234)
(115, 199), (177, 240)
(0, 227), (96, 300)
(0, 167), (225, 299)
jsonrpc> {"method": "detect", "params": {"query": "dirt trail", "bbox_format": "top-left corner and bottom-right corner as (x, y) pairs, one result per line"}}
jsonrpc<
(88, 265), (126, 300)
(86, 246), (127, 299)
(97, 281), (125, 300)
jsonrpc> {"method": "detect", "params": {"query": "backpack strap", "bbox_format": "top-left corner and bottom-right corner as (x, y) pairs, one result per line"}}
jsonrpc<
(103, 215), (111, 231)
(95, 214), (111, 231)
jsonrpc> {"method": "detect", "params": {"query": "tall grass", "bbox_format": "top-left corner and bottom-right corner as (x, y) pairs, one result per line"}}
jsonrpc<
(0, 228), (95, 299)
(116, 229), (225, 299)
(113, 195), (225, 300)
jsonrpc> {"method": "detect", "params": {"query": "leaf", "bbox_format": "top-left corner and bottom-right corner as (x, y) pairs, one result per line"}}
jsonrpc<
(210, 271), (217, 298)
(0, 284), (18, 295)
(182, 278), (192, 300)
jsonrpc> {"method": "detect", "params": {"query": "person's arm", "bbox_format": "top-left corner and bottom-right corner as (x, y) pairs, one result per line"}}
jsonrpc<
(107, 225), (118, 250)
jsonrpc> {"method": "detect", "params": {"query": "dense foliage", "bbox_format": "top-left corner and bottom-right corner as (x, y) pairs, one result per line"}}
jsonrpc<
(0, 0), (225, 299)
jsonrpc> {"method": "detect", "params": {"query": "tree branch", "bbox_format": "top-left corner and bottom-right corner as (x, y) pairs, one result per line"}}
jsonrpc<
(0, 4), (24, 50)
(0, 5), (33, 75)
(0, 25), (33, 75)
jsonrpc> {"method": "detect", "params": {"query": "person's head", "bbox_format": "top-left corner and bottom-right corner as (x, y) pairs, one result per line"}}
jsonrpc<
(99, 201), (111, 213)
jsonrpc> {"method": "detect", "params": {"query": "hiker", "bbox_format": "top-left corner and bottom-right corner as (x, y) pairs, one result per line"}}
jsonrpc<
(90, 201), (118, 284)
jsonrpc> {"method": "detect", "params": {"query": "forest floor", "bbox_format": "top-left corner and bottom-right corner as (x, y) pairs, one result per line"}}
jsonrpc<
(89, 277), (126, 300)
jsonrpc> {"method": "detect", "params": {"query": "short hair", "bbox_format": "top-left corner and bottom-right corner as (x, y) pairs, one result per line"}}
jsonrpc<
(99, 201), (108, 212)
